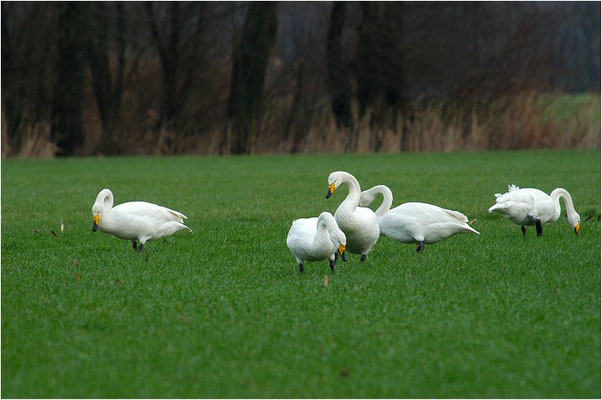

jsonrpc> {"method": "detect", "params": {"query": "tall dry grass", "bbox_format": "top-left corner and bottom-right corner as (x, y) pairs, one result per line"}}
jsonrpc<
(247, 92), (600, 154)
(2, 92), (599, 157)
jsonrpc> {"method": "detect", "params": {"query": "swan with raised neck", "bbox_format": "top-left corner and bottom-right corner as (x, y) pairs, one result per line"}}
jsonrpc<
(326, 171), (380, 261)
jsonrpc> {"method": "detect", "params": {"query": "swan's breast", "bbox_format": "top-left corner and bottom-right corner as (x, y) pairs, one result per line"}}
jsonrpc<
(335, 207), (379, 253)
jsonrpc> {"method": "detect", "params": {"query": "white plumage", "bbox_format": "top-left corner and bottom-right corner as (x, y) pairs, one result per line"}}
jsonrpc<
(359, 185), (479, 252)
(488, 184), (581, 236)
(326, 171), (380, 262)
(286, 211), (346, 273)
(92, 188), (191, 251)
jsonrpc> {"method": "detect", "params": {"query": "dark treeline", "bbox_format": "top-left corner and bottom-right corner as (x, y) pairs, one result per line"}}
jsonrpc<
(2, 2), (600, 157)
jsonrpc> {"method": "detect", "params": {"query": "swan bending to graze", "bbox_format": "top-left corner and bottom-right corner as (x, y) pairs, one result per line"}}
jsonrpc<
(488, 184), (580, 236)
(92, 188), (191, 251)
(359, 185), (479, 252)
(286, 212), (346, 273)
(326, 171), (380, 262)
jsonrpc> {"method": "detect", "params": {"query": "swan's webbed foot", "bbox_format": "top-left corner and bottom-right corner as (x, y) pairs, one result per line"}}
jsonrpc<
(298, 263), (304, 274)
(132, 240), (138, 251)
(521, 226), (526, 237)
(416, 241), (425, 253)
(535, 220), (542, 236)
(136, 242), (144, 252)
(329, 259), (335, 273)
(360, 254), (367, 262)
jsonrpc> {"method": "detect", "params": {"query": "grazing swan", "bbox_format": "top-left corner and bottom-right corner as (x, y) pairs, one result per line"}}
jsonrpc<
(326, 171), (380, 262)
(359, 185), (479, 252)
(286, 212), (347, 273)
(92, 188), (191, 251)
(488, 184), (580, 236)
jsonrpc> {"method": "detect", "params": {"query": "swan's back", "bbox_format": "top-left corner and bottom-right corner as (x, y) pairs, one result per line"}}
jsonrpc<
(114, 201), (187, 222)
(287, 217), (317, 243)
(287, 217), (335, 262)
(489, 185), (556, 224)
(105, 201), (191, 241)
(380, 202), (478, 243)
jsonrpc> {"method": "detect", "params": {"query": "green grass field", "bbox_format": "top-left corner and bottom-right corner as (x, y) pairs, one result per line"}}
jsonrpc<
(2, 150), (600, 398)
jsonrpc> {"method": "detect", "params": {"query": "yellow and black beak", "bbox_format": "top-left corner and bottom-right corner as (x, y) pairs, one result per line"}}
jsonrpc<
(325, 183), (336, 199)
(574, 223), (580, 235)
(92, 214), (99, 232)
(338, 243), (346, 261)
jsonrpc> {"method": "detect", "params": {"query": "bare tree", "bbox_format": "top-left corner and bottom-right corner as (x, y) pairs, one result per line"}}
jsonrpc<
(326, 2), (352, 132)
(86, 4), (128, 155)
(224, 2), (278, 155)
(50, 2), (88, 156)
(145, 2), (209, 153)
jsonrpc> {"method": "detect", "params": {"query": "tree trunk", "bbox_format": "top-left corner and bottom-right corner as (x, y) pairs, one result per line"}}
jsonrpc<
(87, 4), (126, 155)
(225, 2), (278, 155)
(326, 2), (352, 131)
(283, 62), (307, 153)
(50, 2), (88, 156)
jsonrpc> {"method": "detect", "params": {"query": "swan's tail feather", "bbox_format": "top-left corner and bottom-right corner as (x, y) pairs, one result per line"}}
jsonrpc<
(488, 202), (510, 213)
(464, 224), (480, 235)
(175, 222), (192, 233)
(494, 184), (519, 199)
(442, 208), (469, 223)
(163, 207), (188, 222)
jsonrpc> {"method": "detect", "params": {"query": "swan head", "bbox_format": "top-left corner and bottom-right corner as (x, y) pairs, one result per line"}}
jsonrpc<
(92, 189), (114, 232)
(326, 171), (345, 199)
(568, 210), (581, 235)
(330, 228), (347, 262)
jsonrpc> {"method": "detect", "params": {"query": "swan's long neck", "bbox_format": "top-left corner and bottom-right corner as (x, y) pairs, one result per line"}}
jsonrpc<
(99, 190), (114, 216)
(315, 214), (333, 244)
(550, 188), (575, 221)
(366, 185), (393, 217)
(339, 172), (362, 209)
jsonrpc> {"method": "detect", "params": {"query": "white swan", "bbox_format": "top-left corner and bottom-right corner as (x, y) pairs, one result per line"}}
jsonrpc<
(92, 188), (191, 251)
(326, 171), (380, 262)
(286, 212), (346, 273)
(359, 185), (479, 252)
(488, 184), (580, 236)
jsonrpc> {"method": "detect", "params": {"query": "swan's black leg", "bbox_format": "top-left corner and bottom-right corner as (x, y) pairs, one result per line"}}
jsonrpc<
(298, 263), (304, 274)
(416, 241), (425, 253)
(360, 254), (367, 262)
(334, 252), (338, 262)
(137, 242), (144, 252)
(329, 259), (335, 273)
(132, 240), (138, 251)
(535, 219), (543, 236)
(521, 226), (526, 237)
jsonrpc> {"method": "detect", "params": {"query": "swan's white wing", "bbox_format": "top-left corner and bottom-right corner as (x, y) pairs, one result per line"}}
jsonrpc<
(383, 202), (478, 243)
(114, 201), (187, 222)
(287, 217), (334, 262)
(287, 218), (318, 240)
(100, 200), (191, 242)
(378, 210), (420, 242)
(489, 188), (534, 211)
(488, 188), (543, 225)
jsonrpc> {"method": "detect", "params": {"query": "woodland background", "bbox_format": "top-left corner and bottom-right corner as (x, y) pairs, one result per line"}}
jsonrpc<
(1, 1), (600, 157)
